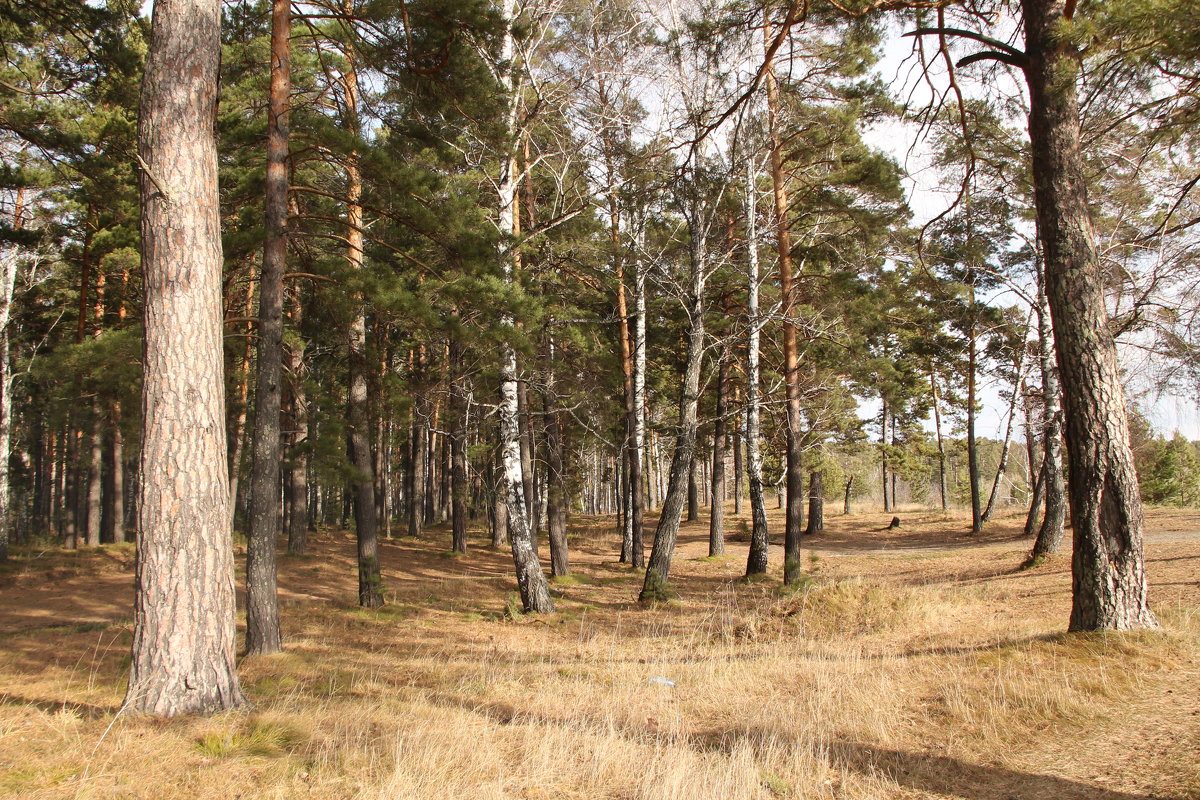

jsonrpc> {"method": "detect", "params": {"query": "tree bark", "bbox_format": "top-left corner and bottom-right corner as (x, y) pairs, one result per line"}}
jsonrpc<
(495, 2), (552, 613)
(245, 0), (290, 653)
(880, 398), (891, 512)
(804, 471), (823, 535)
(640, 207), (707, 601)
(744, 166), (770, 576)
(1022, 0), (1154, 629)
(285, 292), (309, 555)
(931, 372), (948, 511)
(543, 330), (569, 576)
(966, 289), (982, 533)
(450, 339), (469, 554)
(342, 50), (382, 608)
(708, 351), (728, 556)
(765, 25), (805, 586)
(126, 0), (245, 714)
(1030, 261), (1066, 557)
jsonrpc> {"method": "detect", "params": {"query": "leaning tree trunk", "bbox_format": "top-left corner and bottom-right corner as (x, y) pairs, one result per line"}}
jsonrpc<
(1022, 0), (1154, 630)
(983, 336), (1030, 524)
(744, 166), (770, 577)
(640, 212), (707, 601)
(245, 0), (290, 654)
(126, 0), (245, 715)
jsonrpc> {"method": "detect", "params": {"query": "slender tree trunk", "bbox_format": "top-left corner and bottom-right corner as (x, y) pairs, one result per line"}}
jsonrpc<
(85, 413), (102, 546)
(880, 398), (891, 512)
(983, 340), (1030, 523)
(450, 339), (469, 554)
(495, 2), (552, 613)
(687, 449), (700, 523)
(732, 423), (743, 517)
(843, 476), (854, 515)
(0, 190), (22, 559)
(765, 24), (805, 586)
(110, 408), (125, 543)
(126, 0), (245, 714)
(285, 293), (309, 555)
(631, 240), (647, 567)
(245, 0), (291, 653)
(931, 372), (948, 511)
(342, 51), (382, 608)
(1030, 262), (1067, 557)
(744, 165), (770, 576)
(1022, 0), (1154, 629)
(407, 344), (427, 538)
(228, 264), (256, 527)
(543, 330), (568, 576)
(489, 450), (508, 547)
(967, 295), (982, 533)
(708, 352), (728, 556)
(640, 209), (707, 601)
(517, 377), (537, 531)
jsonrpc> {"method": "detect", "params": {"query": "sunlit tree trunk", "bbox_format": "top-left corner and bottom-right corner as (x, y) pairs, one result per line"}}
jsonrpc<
(126, 0), (244, 715)
(744, 166), (770, 576)
(640, 208), (707, 600)
(496, 0), (552, 613)
(766, 47), (804, 584)
(1030, 260), (1066, 558)
(1022, 0), (1154, 630)
(708, 351), (728, 556)
(245, 0), (290, 653)
(341, 47), (382, 608)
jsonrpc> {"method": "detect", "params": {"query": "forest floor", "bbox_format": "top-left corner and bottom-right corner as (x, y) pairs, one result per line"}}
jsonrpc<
(1, 504), (1198, 799)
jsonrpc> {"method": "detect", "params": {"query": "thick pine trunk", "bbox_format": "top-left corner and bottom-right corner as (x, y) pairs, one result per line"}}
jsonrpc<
(126, 0), (245, 715)
(245, 0), (290, 654)
(1022, 0), (1154, 630)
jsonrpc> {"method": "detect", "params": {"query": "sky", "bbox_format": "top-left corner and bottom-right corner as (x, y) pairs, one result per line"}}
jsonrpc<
(861, 22), (1200, 443)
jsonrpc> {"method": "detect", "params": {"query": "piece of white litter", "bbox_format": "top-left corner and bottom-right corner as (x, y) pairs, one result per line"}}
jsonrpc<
(648, 675), (676, 688)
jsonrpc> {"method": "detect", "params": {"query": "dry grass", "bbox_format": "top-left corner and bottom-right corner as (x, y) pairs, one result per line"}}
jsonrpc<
(1, 505), (1199, 799)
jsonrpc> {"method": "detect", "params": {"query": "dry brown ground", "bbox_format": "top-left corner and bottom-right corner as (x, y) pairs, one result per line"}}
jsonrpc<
(1, 504), (1198, 799)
